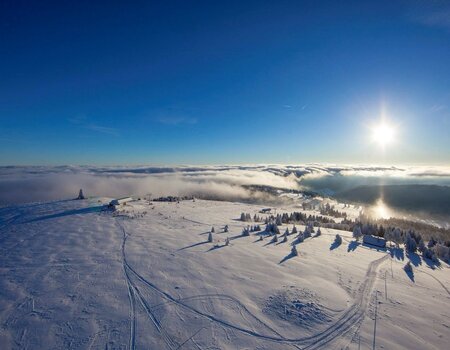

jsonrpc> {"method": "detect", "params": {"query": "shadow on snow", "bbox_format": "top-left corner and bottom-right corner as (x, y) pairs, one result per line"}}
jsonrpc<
(24, 205), (105, 223)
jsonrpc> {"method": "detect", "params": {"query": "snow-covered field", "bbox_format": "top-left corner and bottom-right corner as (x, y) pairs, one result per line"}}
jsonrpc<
(0, 198), (448, 349)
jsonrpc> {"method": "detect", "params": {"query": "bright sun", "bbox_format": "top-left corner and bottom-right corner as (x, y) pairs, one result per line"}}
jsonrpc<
(371, 122), (396, 148)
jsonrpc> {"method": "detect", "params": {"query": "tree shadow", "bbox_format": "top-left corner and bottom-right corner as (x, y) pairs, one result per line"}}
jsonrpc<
(229, 233), (249, 241)
(263, 239), (277, 247)
(388, 247), (404, 261)
(347, 240), (360, 252)
(407, 252), (422, 267)
(178, 241), (209, 251)
(25, 205), (105, 223)
(404, 268), (415, 282)
(207, 244), (227, 252)
(330, 241), (341, 251)
(279, 251), (297, 264)
(255, 231), (272, 237)
(423, 257), (441, 270)
(276, 237), (289, 245)
(362, 243), (387, 252)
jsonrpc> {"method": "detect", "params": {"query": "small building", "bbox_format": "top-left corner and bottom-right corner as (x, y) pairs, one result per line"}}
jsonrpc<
(109, 197), (133, 207)
(363, 234), (386, 248)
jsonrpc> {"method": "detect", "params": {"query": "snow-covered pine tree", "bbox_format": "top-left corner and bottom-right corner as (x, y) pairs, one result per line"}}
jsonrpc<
(224, 225), (229, 232)
(292, 225), (298, 234)
(208, 232), (213, 243)
(392, 228), (403, 247)
(352, 225), (362, 241)
(405, 232), (417, 253)
(303, 227), (311, 239)
(211, 226), (215, 233)
(276, 215), (282, 226)
(77, 189), (85, 200)
(274, 224), (280, 235)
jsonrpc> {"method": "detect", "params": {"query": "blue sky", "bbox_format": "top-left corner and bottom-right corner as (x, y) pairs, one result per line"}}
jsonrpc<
(0, 1), (449, 165)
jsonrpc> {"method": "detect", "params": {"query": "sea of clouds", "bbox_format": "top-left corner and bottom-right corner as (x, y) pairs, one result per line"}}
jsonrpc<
(0, 164), (449, 206)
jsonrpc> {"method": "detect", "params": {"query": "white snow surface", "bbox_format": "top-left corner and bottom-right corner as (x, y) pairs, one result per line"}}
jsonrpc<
(0, 198), (448, 349)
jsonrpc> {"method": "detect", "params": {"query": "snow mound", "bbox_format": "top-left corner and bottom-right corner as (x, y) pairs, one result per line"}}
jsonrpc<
(263, 286), (332, 328)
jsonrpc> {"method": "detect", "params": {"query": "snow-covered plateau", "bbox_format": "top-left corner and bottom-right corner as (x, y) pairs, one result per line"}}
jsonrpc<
(0, 198), (448, 349)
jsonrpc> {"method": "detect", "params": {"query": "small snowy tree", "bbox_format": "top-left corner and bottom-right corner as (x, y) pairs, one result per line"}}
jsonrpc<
(272, 234), (278, 243)
(284, 227), (290, 236)
(392, 228), (403, 247)
(225, 237), (230, 246)
(384, 228), (393, 246)
(224, 225), (229, 232)
(303, 227), (311, 239)
(211, 226), (215, 233)
(276, 215), (282, 226)
(405, 232), (417, 253)
(316, 227), (321, 236)
(240, 213), (246, 221)
(282, 235), (288, 243)
(292, 225), (298, 234)
(434, 244), (450, 263)
(428, 237), (437, 248)
(208, 232), (213, 243)
(352, 225), (362, 241)
(242, 227), (250, 236)
(335, 234), (342, 245)
(77, 189), (85, 200)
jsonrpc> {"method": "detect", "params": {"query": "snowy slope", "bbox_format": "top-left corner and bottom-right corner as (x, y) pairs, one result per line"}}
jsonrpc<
(0, 198), (448, 349)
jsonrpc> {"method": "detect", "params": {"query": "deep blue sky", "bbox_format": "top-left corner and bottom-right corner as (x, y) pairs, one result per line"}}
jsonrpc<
(1, 0), (449, 165)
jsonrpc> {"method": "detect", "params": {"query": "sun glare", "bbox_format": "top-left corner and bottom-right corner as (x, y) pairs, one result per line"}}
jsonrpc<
(371, 121), (396, 148)
(372, 199), (391, 219)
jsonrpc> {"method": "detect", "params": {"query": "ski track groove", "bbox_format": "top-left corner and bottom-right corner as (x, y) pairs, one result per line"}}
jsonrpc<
(417, 269), (450, 296)
(125, 278), (136, 350)
(121, 222), (178, 350)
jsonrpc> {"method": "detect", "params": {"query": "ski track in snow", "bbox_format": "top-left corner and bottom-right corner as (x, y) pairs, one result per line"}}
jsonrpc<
(119, 219), (388, 348)
(416, 270), (450, 296)
(121, 223), (178, 349)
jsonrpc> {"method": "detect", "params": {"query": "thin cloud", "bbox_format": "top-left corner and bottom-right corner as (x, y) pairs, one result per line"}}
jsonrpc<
(68, 116), (119, 136)
(408, 3), (450, 30)
(156, 116), (198, 126)
(84, 124), (119, 136)
(429, 104), (447, 113)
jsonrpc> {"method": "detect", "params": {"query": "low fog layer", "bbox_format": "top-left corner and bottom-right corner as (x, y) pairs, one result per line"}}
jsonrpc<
(1, 165), (449, 207)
